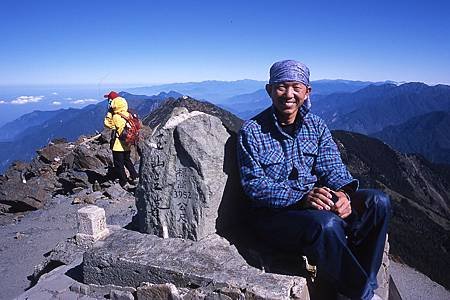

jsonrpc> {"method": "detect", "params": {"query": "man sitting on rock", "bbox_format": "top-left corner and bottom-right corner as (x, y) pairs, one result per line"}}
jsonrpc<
(104, 91), (138, 189)
(237, 60), (390, 300)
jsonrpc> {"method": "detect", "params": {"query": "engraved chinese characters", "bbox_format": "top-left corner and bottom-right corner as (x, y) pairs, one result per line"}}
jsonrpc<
(136, 109), (230, 241)
(174, 168), (192, 224)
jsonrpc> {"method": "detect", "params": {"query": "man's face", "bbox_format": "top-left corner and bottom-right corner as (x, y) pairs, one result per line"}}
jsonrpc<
(266, 81), (310, 123)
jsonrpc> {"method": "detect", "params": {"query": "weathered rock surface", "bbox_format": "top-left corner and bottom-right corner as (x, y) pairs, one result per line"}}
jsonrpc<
(36, 138), (70, 164)
(0, 160), (57, 211)
(136, 108), (246, 240)
(0, 129), (143, 212)
(60, 132), (113, 178)
(376, 239), (390, 300)
(137, 283), (181, 300)
(104, 183), (130, 200)
(83, 228), (309, 299)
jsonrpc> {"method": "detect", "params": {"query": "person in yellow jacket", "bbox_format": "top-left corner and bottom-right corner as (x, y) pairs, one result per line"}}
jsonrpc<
(103, 91), (138, 188)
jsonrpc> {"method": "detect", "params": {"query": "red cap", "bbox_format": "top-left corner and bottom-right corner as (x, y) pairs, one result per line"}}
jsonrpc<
(104, 91), (120, 100)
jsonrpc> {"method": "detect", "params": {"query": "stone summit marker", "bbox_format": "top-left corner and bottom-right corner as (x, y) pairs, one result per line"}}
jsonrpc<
(136, 107), (232, 240)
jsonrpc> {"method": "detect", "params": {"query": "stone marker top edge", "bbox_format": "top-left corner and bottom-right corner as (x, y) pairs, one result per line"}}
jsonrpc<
(78, 205), (105, 214)
(162, 110), (206, 130)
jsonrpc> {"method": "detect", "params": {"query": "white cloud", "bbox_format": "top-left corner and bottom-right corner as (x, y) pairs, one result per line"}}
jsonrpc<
(51, 92), (58, 95)
(71, 98), (98, 105)
(0, 100), (6, 104)
(11, 95), (44, 105)
(65, 97), (73, 100)
(52, 101), (62, 105)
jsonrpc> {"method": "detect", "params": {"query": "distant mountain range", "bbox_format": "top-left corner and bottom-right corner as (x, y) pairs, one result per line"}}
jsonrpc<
(126, 79), (266, 103)
(315, 82), (450, 134)
(1, 79), (450, 173)
(0, 79), (388, 173)
(372, 111), (450, 163)
(223, 81), (450, 164)
(126, 79), (394, 105)
(220, 80), (399, 120)
(314, 82), (450, 164)
(0, 110), (63, 142)
(311, 79), (401, 95)
(0, 91), (182, 173)
(220, 89), (270, 120)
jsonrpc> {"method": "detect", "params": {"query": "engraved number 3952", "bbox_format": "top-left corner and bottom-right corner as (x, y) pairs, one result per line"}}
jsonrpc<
(173, 191), (192, 199)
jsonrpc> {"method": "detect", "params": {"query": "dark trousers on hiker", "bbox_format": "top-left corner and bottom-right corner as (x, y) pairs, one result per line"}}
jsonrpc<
(112, 151), (138, 186)
(251, 189), (391, 300)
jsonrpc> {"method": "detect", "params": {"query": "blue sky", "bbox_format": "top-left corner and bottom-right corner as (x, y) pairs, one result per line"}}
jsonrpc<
(1, 0), (449, 85)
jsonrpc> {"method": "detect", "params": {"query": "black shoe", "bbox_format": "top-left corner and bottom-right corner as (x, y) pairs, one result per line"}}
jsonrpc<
(128, 178), (138, 185)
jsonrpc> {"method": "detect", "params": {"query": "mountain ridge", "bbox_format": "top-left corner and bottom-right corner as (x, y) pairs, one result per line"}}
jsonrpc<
(317, 82), (450, 134)
(372, 111), (450, 164)
(0, 109), (65, 142)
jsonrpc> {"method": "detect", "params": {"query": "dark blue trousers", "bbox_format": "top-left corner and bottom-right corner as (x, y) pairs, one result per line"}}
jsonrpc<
(251, 189), (391, 300)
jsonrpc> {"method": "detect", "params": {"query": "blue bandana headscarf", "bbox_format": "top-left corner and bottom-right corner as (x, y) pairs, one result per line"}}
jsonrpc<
(269, 60), (310, 87)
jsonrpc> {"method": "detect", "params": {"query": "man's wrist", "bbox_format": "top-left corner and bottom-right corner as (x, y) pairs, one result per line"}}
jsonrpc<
(337, 190), (351, 202)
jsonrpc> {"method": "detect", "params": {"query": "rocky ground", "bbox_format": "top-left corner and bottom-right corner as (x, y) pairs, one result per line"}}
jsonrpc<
(390, 261), (450, 300)
(0, 192), (136, 300)
(0, 128), (140, 299)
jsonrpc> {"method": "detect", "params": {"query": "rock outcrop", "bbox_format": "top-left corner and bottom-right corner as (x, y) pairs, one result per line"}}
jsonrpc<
(136, 107), (245, 240)
(0, 129), (144, 212)
(136, 98), (247, 241)
(142, 96), (243, 134)
(0, 141), (67, 211)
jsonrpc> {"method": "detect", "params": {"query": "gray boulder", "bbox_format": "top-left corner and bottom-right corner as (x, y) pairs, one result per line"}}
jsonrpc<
(58, 170), (91, 192)
(36, 138), (70, 165)
(104, 183), (130, 201)
(0, 161), (56, 211)
(0, 175), (53, 211)
(83, 228), (309, 300)
(60, 133), (112, 177)
(136, 108), (244, 240)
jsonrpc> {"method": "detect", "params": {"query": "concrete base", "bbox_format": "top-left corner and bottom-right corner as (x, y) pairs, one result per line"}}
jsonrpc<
(76, 228), (110, 246)
(83, 228), (310, 299)
(76, 205), (110, 246)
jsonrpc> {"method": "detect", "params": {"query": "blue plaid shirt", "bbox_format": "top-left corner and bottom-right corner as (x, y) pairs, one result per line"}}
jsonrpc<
(238, 104), (358, 208)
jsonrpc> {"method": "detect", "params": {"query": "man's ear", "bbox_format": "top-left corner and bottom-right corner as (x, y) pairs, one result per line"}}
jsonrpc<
(265, 84), (272, 97)
(306, 86), (312, 98)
